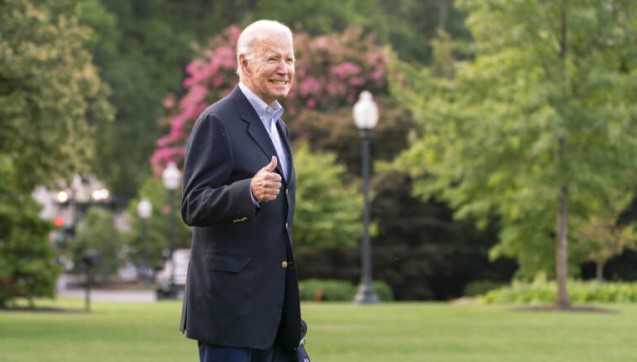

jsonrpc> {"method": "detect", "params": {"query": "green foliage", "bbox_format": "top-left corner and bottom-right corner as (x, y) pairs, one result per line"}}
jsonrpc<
(250, 0), (470, 64)
(299, 279), (393, 302)
(391, 1), (637, 279)
(482, 279), (637, 304)
(76, 0), (251, 200)
(294, 144), (363, 250)
(72, 208), (124, 281)
(123, 177), (191, 270)
(0, 158), (59, 307)
(370, 171), (516, 300)
(0, 0), (113, 191)
(575, 187), (637, 279)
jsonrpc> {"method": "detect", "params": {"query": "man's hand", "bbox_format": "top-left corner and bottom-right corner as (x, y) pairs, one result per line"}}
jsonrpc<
(251, 156), (282, 203)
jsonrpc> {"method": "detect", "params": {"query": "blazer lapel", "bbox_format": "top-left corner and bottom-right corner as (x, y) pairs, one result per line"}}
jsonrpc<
(232, 87), (288, 182)
(277, 120), (295, 186)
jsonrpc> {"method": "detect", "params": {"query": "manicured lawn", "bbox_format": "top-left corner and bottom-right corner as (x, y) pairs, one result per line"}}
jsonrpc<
(1, 299), (635, 362)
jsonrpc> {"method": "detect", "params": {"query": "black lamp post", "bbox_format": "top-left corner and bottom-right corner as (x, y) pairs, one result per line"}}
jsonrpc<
(162, 162), (182, 298)
(137, 198), (152, 285)
(353, 91), (380, 304)
(81, 248), (98, 312)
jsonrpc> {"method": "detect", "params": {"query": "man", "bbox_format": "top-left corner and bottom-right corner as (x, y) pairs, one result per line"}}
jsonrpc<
(179, 20), (305, 362)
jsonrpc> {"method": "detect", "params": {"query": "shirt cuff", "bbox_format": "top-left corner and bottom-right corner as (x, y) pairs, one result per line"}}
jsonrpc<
(249, 188), (261, 208)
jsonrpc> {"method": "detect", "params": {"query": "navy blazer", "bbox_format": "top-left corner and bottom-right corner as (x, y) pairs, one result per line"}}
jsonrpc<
(179, 86), (301, 351)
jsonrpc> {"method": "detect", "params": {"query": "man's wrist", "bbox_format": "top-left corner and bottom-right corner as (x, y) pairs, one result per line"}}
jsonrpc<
(249, 187), (261, 207)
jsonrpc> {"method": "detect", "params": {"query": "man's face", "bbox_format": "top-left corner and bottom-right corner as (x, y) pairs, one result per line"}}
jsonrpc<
(241, 33), (295, 105)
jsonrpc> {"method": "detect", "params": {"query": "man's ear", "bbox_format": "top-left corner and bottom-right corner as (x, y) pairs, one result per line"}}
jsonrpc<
(239, 54), (250, 75)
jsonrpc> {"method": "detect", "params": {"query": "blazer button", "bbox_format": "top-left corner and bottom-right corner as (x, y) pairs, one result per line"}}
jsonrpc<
(281, 261), (288, 269)
(285, 222), (289, 229)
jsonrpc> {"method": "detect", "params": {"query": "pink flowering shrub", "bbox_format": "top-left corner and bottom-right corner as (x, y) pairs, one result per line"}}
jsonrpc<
(151, 26), (389, 172)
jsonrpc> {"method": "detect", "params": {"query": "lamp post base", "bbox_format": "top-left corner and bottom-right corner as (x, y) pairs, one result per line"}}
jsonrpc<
(353, 282), (380, 304)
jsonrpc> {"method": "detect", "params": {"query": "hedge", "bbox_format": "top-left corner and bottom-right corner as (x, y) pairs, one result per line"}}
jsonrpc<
(481, 280), (637, 304)
(299, 279), (394, 302)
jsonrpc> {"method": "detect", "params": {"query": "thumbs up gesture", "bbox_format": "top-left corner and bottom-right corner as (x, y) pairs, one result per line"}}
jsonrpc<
(250, 156), (282, 203)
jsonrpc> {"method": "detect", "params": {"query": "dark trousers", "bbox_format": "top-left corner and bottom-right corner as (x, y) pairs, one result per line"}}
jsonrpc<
(198, 342), (295, 362)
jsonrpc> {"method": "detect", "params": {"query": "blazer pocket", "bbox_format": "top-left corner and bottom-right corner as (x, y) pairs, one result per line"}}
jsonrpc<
(208, 254), (252, 273)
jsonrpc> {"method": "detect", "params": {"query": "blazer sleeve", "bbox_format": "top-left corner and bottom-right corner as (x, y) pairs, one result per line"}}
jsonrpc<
(180, 113), (256, 226)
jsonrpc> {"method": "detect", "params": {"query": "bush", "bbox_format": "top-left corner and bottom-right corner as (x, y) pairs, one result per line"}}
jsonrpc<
(0, 158), (60, 307)
(72, 208), (125, 283)
(463, 280), (505, 297)
(299, 279), (394, 302)
(481, 280), (637, 304)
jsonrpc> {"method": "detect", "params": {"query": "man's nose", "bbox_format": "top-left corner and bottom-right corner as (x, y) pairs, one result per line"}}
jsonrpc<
(275, 61), (291, 74)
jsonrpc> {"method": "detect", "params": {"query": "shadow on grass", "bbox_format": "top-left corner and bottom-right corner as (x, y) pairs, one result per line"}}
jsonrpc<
(0, 306), (88, 314)
(512, 305), (618, 314)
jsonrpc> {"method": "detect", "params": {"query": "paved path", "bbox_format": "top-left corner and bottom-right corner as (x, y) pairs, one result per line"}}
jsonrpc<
(58, 289), (156, 303)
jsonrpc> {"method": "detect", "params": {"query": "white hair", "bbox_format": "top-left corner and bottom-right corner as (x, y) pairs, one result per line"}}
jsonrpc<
(236, 20), (293, 77)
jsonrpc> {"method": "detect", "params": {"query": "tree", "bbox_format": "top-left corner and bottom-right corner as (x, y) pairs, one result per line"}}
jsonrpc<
(576, 188), (637, 281)
(294, 144), (363, 250)
(0, 157), (59, 308)
(370, 171), (515, 300)
(150, 25), (391, 171)
(72, 208), (124, 282)
(0, 0), (111, 306)
(250, 0), (471, 65)
(392, 0), (637, 308)
(76, 0), (258, 202)
(0, 0), (113, 192)
(124, 177), (192, 274)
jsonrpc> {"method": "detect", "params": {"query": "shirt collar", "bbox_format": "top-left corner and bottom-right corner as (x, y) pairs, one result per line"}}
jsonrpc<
(238, 82), (284, 125)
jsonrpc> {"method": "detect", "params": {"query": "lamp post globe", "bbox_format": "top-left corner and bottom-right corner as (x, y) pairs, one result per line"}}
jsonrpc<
(137, 198), (153, 219)
(353, 90), (379, 130)
(161, 161), (181, 298)
(162, 162), (182, 190)
(353, 90), (380, 304)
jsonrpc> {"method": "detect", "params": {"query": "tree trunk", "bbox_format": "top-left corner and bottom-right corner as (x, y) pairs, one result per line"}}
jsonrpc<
(556, 184), (570, 308)
(595, 260), (606, 282)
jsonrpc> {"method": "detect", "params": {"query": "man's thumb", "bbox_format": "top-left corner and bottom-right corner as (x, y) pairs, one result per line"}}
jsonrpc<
(263, 156), (278, 172)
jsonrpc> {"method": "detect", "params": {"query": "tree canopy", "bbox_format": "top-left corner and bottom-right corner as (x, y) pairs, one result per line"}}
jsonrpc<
(392, 0), (637, 306)
(0, 0), (112, 191)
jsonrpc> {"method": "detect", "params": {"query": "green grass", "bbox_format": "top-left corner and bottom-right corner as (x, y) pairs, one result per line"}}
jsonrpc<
(1, 299), (637, 362)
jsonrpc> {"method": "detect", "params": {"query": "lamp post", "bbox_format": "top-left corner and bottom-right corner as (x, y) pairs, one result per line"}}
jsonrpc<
(137, 198), (152, 284)
(162, 162), (182, 298)
(353, 91), (380, 304)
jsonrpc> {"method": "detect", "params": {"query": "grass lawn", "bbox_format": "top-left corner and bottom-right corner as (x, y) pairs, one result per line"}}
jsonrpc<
(1, 299), (636, 362)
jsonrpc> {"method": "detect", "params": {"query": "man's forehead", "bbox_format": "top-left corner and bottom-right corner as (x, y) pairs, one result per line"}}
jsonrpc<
(254, 37), (294, 54)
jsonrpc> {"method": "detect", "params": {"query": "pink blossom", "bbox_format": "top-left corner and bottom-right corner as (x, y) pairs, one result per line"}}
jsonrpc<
(180, 85), (207, 109)
(185, 60), (204, 76)
(299, 77), (321, 97)
(163, 94), (176, 109)
(184, 58), (220, 87)
(225, 25), (241, 45)
(348, 76), (365, 87)
(371, 69), (385, 81)
(211, 74), (225, 87)
(152, 25), (393, 167)
(326, 82), (346, 96)
(330, 62), (361, 78)
(150, 146), (186, 175)
(215, 46), (236, 70)
(311, 36), (330, 50)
